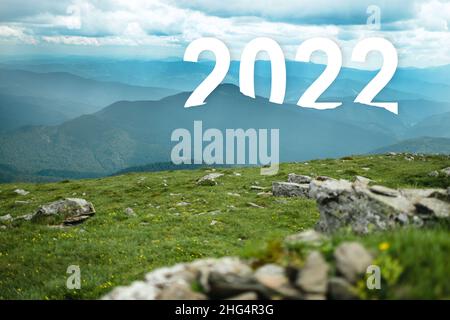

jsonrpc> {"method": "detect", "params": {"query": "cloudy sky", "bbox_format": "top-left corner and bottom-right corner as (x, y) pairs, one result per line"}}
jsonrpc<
(0, 0), (449, 68)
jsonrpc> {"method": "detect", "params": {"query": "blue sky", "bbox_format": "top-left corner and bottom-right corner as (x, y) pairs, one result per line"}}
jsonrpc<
(0, 0), (449, 69)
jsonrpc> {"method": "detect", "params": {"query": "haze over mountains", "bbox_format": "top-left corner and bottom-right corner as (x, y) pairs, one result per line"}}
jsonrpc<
(0, 57), (449, 182)
(0, 68), (176, 132)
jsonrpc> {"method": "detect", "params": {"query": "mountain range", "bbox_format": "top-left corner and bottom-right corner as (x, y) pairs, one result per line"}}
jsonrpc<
(0, 58), (449, 182)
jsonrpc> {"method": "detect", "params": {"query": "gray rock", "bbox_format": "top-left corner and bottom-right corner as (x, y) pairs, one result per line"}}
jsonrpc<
(428, 170), (439, 177)
(310, 175), (449, 234)
(272, 182), (310, 197)
(296, 251), (329, 296)
(14, 189), (29, 196)
(197, 173), (224, 186)
(334, 242), (372, 284)
(35, 198), (95, 218)
(63, 215), (92, 226)
(288, 174), (312, 184)
(414, 198), (450, 218)
(207, 271), (271, 299)
(156, 283), (207, 300)
(369, 185), (400, 197)
(253, 264), (301, 298)
(250, 185), (267, 191)
(104, 257), (251, 300)
(124, 207), (136, 216)
(440, 167), (450, 177)
(284, 229), (325, 246)
(327, 277), (357, 300)
(227, 292), (258, 300)
(21, 198), (97, 226)
(354, 176), (372, 186)
(0, 214), (12, 222)
(247, 202), (264, 208)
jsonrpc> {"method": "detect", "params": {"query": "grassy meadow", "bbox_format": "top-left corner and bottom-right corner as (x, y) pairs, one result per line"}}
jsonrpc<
(0, 154), (449, 299)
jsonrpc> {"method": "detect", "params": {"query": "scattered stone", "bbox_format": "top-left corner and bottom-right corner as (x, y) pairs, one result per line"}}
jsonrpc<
(176, 201), (190, 206)
(14, 213), (34, 221)
(296, 251), (329, 298)
(227, 192), (241, 197)
(14, 200), (30, 205)
(272, 182), (310, 198)
(14, 189), (29, 196)
(428, 170), (439, 177)
(361, 167), (370, 171)
(197, 173), (224, 186)
(287, 174), (312, 184)
(247, 202), (264, 209)
(440, 167), (450, 177)
(124, 207), (136, 217)
(327, 277), (357, 300)
(210, 220), (218, 226)
(250, 185), (266, 191)
(0, 214), (12, 222)
(284, 229), (325, 247)
(334, 242), (372, 284)
(257, 191), (272, 197)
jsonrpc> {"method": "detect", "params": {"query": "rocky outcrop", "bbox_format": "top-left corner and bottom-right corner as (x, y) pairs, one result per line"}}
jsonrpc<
(103, 237), (373, 300)
(273, 173), (449, 234)
(310, 178), (449, 234)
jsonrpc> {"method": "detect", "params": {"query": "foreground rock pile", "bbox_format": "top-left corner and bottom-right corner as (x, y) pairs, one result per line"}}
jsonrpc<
(103, 234), (371, 300)
(273, 173), (449, 234)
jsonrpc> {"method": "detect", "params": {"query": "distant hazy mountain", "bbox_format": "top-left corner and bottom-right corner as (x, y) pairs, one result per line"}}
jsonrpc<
(0, 93), (69, 132)
(2, 59), (448, 102)
(406, 111), (450, 138)
(0, 69), (177, 130)
(0, 84), (398, 179)
(370, 137), (450, 155)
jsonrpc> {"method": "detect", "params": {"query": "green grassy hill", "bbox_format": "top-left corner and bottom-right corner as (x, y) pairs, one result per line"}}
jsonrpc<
(0, 154), (449, 299)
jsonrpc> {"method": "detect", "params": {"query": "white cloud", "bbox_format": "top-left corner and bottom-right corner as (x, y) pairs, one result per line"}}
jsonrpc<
(0, 0), (449, 68)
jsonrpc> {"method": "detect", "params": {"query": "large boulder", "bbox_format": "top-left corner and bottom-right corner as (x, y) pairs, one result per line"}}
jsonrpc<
(35, 198), (95, 218)
(12, 198), (98, 226)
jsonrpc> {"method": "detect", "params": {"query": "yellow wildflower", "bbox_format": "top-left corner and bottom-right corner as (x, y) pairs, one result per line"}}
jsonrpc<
(379, 242), (390, 251)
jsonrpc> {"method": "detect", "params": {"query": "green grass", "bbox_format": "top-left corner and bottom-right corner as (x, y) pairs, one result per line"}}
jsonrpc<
(0, 154), (449, 299)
